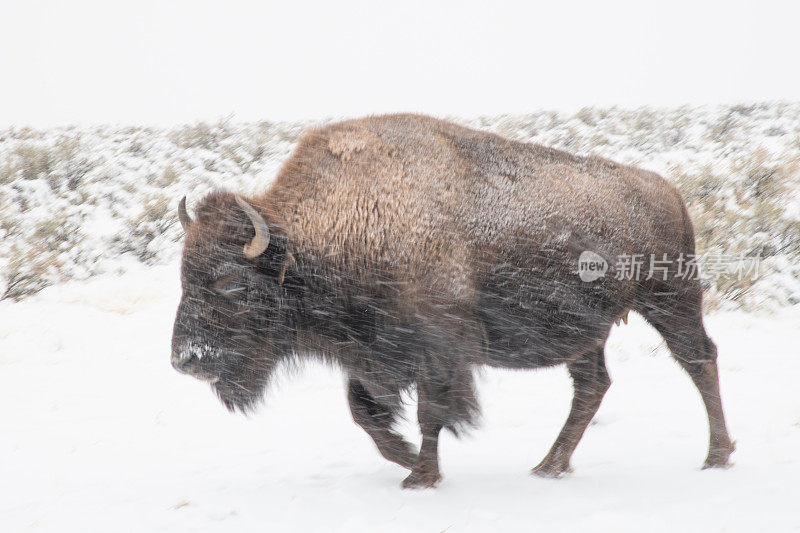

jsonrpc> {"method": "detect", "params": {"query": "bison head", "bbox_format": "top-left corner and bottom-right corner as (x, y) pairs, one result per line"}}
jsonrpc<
(171, 191), (296, 412)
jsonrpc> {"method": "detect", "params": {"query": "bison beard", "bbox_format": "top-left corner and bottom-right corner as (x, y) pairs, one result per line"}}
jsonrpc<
(171, 113), (734, 488)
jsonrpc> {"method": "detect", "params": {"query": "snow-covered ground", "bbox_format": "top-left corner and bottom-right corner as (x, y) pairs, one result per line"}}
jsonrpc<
(2, 264), (799, 532)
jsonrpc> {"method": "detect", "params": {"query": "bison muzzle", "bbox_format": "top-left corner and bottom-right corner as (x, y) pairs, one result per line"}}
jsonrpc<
(171, 114), (734, 488)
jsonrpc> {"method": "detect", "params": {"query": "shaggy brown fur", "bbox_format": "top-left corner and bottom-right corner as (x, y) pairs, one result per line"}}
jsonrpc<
(171, 114), (734, 488)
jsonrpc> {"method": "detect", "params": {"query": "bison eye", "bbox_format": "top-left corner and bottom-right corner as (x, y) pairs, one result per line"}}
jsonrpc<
(211, 272), (245, 299)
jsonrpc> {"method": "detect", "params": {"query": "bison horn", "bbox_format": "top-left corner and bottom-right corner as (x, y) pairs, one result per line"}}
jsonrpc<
(178, 196), (193, 230)
(235, 195), (270, 258)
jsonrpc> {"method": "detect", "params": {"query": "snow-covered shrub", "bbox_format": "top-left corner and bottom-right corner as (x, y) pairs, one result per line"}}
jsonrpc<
(1, 103), (798, 310)
(672, 149), (800, 310)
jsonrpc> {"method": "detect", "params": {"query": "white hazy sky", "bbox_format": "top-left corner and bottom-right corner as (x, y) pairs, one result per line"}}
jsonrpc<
(1, 0), (798, 127)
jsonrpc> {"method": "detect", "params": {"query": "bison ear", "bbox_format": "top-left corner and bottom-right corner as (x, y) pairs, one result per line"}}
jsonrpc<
(277, 251), (295, 285)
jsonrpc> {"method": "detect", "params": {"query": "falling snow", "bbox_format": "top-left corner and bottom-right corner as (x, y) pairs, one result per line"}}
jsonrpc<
(1, 266), (799, 530)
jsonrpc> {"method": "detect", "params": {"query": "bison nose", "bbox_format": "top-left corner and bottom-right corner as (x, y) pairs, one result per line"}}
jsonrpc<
(171, 351), (192, 374)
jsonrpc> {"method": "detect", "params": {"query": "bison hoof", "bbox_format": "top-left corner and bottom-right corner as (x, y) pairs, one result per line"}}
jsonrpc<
(702, 459), (732, 470)
(702, 440), (735, 470)
(401, 469), (442, 489)
(702, 453), (734, 470)
(531, 462), (573, 479)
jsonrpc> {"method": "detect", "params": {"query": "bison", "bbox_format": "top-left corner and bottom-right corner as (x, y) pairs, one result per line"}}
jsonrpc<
(171, 113), (734, 488)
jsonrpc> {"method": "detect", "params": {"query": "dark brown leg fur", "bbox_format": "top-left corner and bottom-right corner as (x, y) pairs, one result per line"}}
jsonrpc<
(348, 379), (417, 469)
(532, 346), (611, 477)
(638, 279), (734, 469)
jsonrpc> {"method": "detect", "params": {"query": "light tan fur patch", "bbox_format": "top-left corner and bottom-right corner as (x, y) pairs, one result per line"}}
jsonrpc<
(328, 129), (394, 162)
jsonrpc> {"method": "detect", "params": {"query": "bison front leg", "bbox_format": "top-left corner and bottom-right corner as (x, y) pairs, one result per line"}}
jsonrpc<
(347, 379), (417, 469)
(402, 378), (445, 489)
(532, 345), (610, 478)
(403, 356), (479, 489)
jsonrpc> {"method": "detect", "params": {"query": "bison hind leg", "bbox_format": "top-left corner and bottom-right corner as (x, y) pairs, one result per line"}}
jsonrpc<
(637, 282), (734, 469)
(532, 344), (611, 478)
